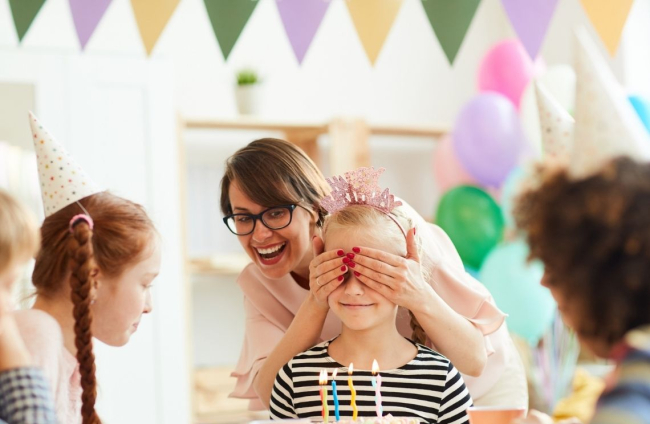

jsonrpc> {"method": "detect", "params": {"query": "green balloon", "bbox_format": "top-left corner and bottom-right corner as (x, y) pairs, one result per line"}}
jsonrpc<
(435, 185), (504, 269)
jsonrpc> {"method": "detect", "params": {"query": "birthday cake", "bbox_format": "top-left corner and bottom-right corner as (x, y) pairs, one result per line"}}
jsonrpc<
(317, 416), (420, 424)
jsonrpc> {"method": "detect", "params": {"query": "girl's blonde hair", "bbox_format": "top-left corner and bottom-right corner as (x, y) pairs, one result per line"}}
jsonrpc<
(322, 204), (428, 345)
(0, 190), (40, 273)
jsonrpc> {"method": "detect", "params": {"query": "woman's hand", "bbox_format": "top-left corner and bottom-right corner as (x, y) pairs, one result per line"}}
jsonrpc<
(308, 236), (348, 309)
(350, 228), (432, 311)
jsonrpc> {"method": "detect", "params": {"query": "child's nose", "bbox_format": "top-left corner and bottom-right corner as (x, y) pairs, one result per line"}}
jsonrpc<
(344, 274), (364, 296)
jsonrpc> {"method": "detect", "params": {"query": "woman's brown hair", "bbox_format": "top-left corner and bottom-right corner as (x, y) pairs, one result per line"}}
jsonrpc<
(514, 156), (650, 346)
(322, 205), (428, 345)
(32, 191), (156, 424)
(220, 138), (330, 226)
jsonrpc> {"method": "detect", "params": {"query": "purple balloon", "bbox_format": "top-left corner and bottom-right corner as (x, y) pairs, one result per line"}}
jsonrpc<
(452, 93), (527, 187)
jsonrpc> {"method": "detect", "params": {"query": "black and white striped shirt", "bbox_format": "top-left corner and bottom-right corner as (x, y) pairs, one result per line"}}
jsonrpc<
(270, 339), (472, 424)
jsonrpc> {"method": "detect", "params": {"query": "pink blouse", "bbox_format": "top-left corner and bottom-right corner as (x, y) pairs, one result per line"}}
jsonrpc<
(231, 221), (520, 410)
(14, 309), (82, 424)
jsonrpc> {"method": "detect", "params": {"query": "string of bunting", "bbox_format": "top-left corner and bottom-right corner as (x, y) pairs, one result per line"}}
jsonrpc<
(7, 0), (636, 62)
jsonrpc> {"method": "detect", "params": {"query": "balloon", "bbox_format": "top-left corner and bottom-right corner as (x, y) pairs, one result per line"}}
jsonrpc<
(453, 93), (528, 187)
(432, 135), (477, 192)
(629, 95), (650, 134)
(501, 167), (526, 228)
(520, 65), (576, 154)
(435, 185), (505, 269)
(479, 239), (555, 345)
(478, 39), (538, 108)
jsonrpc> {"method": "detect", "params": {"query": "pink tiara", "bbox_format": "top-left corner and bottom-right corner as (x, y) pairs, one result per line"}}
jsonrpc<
(320, 167), (402, 215)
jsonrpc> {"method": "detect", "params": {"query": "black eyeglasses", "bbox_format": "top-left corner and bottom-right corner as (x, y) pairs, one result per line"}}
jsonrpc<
(223, 204), (298, 236)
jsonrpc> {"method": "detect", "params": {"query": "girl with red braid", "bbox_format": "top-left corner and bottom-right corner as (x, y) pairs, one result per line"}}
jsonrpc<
(13, 114), (160, 424)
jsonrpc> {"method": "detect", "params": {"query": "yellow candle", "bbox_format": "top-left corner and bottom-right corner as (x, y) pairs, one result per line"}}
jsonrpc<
(320, 369), (329, 422)
(347, 363), (358, 420)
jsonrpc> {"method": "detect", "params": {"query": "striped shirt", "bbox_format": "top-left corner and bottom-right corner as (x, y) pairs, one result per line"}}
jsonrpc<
(591, 326), (650, 424)
(270, 339), (472, 424)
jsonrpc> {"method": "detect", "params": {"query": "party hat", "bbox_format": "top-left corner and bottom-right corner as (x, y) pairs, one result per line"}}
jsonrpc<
(29, 112), (102, 217)
(569, 27), (650, 178)
(535, 81), (574, 163)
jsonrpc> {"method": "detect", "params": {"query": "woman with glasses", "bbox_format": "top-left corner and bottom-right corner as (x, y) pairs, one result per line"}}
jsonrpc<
(221, 138), (526, 411)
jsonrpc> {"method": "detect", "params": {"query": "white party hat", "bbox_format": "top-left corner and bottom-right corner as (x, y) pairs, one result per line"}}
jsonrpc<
(29, 112), (102, 217)
(535, 81), (574, 163)
(569, 27), (650, 178)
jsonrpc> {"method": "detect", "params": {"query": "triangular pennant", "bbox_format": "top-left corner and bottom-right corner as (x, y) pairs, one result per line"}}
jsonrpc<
(131, 0), (180, 55)
(276, 0), (331, 64)
(346, 0), (404, 65)
(501, 0), (558, 59)
(579, 0), (633, 55)
(29, 112), (102, 217)
(421, 0), (480, 65)
(569, 27), (650, 179)
(69, 0), (113, 50)
(8, 0), (46, 42)
(204, 0), (259, 60)
(535, 82), (574, 162)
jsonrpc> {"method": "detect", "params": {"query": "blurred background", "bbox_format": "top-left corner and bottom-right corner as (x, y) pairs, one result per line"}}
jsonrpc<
(1, 0), (650, 423)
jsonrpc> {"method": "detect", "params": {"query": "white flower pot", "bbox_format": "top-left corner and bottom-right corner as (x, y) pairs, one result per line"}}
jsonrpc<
(235, 85), (262, 115)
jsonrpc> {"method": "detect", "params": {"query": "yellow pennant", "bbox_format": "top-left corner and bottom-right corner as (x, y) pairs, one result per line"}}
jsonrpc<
(346, 0), (404, 65)
(579, 0), (634, 55)
(131, 0), (180, 55)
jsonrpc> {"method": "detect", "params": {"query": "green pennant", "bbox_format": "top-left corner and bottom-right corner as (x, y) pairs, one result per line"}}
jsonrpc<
(9, 0), (46, 42)
(204, 0), (260, 60)
(421, 0), (481, 64)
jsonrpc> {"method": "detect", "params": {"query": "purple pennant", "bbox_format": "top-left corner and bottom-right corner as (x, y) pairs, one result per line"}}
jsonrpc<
(69, 0), (113, 49)
(276, 0), (331, 64)
(501, 0), (559, 59)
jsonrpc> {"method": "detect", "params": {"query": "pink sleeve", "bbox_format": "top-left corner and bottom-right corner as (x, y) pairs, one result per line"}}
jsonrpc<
(229, 296), (286, 411)
(423, 223), (506, 337)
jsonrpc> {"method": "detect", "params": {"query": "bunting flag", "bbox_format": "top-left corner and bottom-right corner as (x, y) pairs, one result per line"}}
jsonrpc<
(421, 0), (480, 65)
(204, 0), (260, 60)
(276, 0), (331, 64)
(69, 0), (113, 49)
(8, 0), (46, 42)
(501, 0), (558, 59)
(346, 0), (404, 65)
(131, 0), (180, 55)
(579, 0), (634, 55)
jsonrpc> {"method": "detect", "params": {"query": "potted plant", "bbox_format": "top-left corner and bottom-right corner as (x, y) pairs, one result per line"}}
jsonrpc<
(235, 69), (262, 115)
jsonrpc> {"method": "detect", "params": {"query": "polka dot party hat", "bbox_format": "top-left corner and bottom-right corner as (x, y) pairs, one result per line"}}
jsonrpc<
(30, 112), (102, 217)
(569, 27), (650, 179)
(535, 81), (574, 163)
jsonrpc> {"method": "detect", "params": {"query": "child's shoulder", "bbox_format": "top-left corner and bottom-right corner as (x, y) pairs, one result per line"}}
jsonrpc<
(412, 343), (452, 368)
(13, 309), (64, 356)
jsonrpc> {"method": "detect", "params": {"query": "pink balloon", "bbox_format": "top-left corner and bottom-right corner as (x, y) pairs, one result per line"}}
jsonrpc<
(432, 135), (477, 192)
(478, 39), (537, 109)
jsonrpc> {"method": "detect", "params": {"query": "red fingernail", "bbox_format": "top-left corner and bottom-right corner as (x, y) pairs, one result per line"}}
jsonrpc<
(348, 262), (356, 268)
(338, 275), (344, 282)
(352, 247), (360, 253)
(342, 257), (350, 264)
(354, 271), (360, 277)
(346, 253), (355, 259)
(337, 249), (345, 256)
(340, 265), (347, 272)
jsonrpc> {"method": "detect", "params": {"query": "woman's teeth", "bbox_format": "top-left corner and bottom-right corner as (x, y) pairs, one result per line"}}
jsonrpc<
(256, 243), (286, 257)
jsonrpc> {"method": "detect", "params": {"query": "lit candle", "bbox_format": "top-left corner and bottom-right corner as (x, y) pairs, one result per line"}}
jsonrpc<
(371, 360), (383, 418)
(348, 363), (358, 420)
(319, 370), (329, 423)
(332, 369), (340, 421)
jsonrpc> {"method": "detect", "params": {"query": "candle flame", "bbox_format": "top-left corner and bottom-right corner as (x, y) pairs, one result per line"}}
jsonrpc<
(372, 359), (379, 375)
(332, 369), (338, 378)
(348, 363), (354, 375)
(319, 369), (328, 385)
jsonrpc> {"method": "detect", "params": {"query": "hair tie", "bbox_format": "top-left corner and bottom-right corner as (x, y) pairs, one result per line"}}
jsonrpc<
(69, 214), (94, 233)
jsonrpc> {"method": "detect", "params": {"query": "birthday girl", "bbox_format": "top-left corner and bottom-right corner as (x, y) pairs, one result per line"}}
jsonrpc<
(269, 168), (472, 424)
